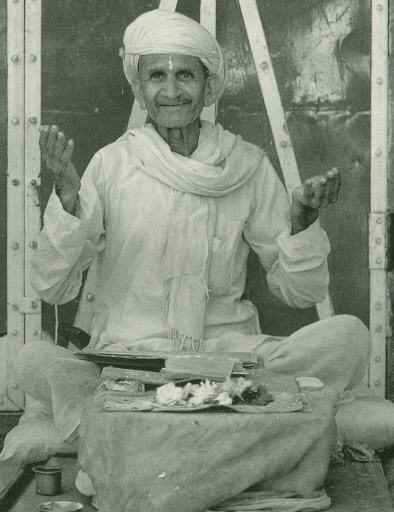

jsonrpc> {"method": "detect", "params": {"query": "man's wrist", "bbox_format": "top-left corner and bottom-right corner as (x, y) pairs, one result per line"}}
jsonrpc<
(290, 202), (318, 235)
(56, 189), (80, 216)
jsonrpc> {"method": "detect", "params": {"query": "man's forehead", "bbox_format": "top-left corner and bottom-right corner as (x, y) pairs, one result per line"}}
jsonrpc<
(139, 53), (203, 70)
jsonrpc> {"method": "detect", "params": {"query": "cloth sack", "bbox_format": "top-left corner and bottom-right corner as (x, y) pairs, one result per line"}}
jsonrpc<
(78, 382), (338, 512)
(0, 397), (78, 465)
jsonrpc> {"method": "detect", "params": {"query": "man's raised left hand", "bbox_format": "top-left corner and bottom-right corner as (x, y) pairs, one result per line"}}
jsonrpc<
(290, 168), (341, 234)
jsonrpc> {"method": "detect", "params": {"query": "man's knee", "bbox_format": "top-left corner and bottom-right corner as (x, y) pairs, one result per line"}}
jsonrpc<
(310, 314), (370, 364)
(334, 314), (370, 354)
(13, 340), (54, 385)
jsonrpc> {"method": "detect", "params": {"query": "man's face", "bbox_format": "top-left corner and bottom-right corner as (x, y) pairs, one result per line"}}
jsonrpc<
(136, 54), (208, 129)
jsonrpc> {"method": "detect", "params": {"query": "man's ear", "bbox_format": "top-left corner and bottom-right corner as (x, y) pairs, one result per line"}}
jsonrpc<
(203, 75), (218, 107)
(131, 79), (146, 110)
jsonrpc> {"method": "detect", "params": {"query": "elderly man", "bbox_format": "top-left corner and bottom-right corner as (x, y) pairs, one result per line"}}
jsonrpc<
(13, 8), (373, 443)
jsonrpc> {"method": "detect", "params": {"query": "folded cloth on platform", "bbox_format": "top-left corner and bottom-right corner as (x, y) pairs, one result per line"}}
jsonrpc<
(208, 490), (331, 511)
(79, 475), (332, 512)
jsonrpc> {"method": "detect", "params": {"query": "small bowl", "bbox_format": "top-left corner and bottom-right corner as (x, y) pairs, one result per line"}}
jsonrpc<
(33, 466), (62, 496)
(38, 501), (84, 512)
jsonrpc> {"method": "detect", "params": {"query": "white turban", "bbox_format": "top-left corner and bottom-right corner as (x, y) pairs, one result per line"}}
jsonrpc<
(122, 9), (226, 103)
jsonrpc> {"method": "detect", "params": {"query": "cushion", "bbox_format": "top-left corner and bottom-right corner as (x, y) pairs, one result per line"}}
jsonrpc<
(336, 396), (394, 449)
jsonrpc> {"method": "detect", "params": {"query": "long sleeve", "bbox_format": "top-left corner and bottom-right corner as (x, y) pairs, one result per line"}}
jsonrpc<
(31, 153), (106, 305)
(243, 156), (331, 308)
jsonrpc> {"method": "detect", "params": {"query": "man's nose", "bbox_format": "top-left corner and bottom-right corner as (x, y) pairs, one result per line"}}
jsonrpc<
(163, 75), (178, 99)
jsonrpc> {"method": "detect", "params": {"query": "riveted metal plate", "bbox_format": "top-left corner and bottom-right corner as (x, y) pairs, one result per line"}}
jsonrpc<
(369, 213), (387, 269)
(18, 297), (41, 314)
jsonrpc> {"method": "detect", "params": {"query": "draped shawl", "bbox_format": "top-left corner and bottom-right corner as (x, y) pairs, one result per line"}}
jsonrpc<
(118, 122), (264, 350)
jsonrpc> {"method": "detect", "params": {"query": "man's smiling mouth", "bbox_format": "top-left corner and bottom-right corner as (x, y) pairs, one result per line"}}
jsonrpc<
(158, 101), (191, 107)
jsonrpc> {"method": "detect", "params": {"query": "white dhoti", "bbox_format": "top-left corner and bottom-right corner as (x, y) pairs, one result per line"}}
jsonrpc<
(14, 314), (371, 442)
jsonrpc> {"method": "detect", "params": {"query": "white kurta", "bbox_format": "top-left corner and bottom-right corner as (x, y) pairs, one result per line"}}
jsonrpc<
(31, 123), (330, 350)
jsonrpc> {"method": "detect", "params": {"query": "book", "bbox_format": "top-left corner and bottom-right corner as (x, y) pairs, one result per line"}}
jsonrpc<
(75, 349), (257, 376)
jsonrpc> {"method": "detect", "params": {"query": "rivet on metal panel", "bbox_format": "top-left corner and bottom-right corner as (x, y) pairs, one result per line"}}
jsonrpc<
(12, 179), (20, 186)
(376, 257), (383, 265)
(376, 325), (383, 333)
(375, 237), (382, 244)
(376, 4), (383, 11)
(11, 330), (17, 336)
(375, 355), (382, 362)
(260, 61), (269, 70)
(31, 301), (38, 310)
(11, 242), (19, 250)
(376, 217), (383, 224)
(86, 293), (95, 302)
(376, 77), (383, 85)
(33, 330), (39, 336)
(30, 241), (37, 249)
(375, 380), (381, 387)
(11, 383), (18, 389)
(375, 148), (382, 157)
(375, 302), (382, 310)
(11, 54), (19, 63)
(29, 116), (38, 124)
(31, 179), (37, 186)
(30, 54), (37, 63)
(11, 304), (18, 311)
(280, 141), (287, 148)
(11, 117), (19, 125)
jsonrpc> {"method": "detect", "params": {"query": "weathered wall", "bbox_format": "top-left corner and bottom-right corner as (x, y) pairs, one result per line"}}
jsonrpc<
(218, 0), (371, 334)
(387, 0), (394, 400)
(2, 0), (372, 339)
(0, 1), (7, 336)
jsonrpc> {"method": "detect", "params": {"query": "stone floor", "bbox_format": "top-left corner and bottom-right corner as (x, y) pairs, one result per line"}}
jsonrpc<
(2, 456), (95, 512)
(0, 413), (394, 512)
(1, 456), (393, 512)
(379, 447), (394, 503)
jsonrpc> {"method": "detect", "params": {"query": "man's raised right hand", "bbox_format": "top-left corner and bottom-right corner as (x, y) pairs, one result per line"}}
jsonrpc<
(39, 125), (81, 215)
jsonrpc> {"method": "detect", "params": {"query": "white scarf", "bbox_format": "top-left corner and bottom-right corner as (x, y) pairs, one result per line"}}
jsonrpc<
(120, 122), (263, 350)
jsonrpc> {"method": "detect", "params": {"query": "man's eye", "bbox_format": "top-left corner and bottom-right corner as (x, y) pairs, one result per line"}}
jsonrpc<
(177, 71), (193, 80)
(150, 72), (164, 80)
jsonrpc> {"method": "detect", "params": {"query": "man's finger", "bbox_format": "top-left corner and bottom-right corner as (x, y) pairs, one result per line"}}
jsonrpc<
(46, 125), (58, 156)
(60, 139), (74, 166)
(326, 168), (341, 203)
(314, 178), (327, 204)
(303, 179), (314, 199)
(39, 125), (49, 156)
(54, 132), (67, 160)
(325, 170), (336, 201)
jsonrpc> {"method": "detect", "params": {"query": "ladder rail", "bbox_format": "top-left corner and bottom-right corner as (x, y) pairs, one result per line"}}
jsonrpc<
(239, 0), (334, 319)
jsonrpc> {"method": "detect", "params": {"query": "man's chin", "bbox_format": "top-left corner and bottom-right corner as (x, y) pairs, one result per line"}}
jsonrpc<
(158, 119), (195, 129)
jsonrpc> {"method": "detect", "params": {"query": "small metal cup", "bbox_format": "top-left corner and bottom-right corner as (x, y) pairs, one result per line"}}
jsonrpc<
(33, 466), (62, 496)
